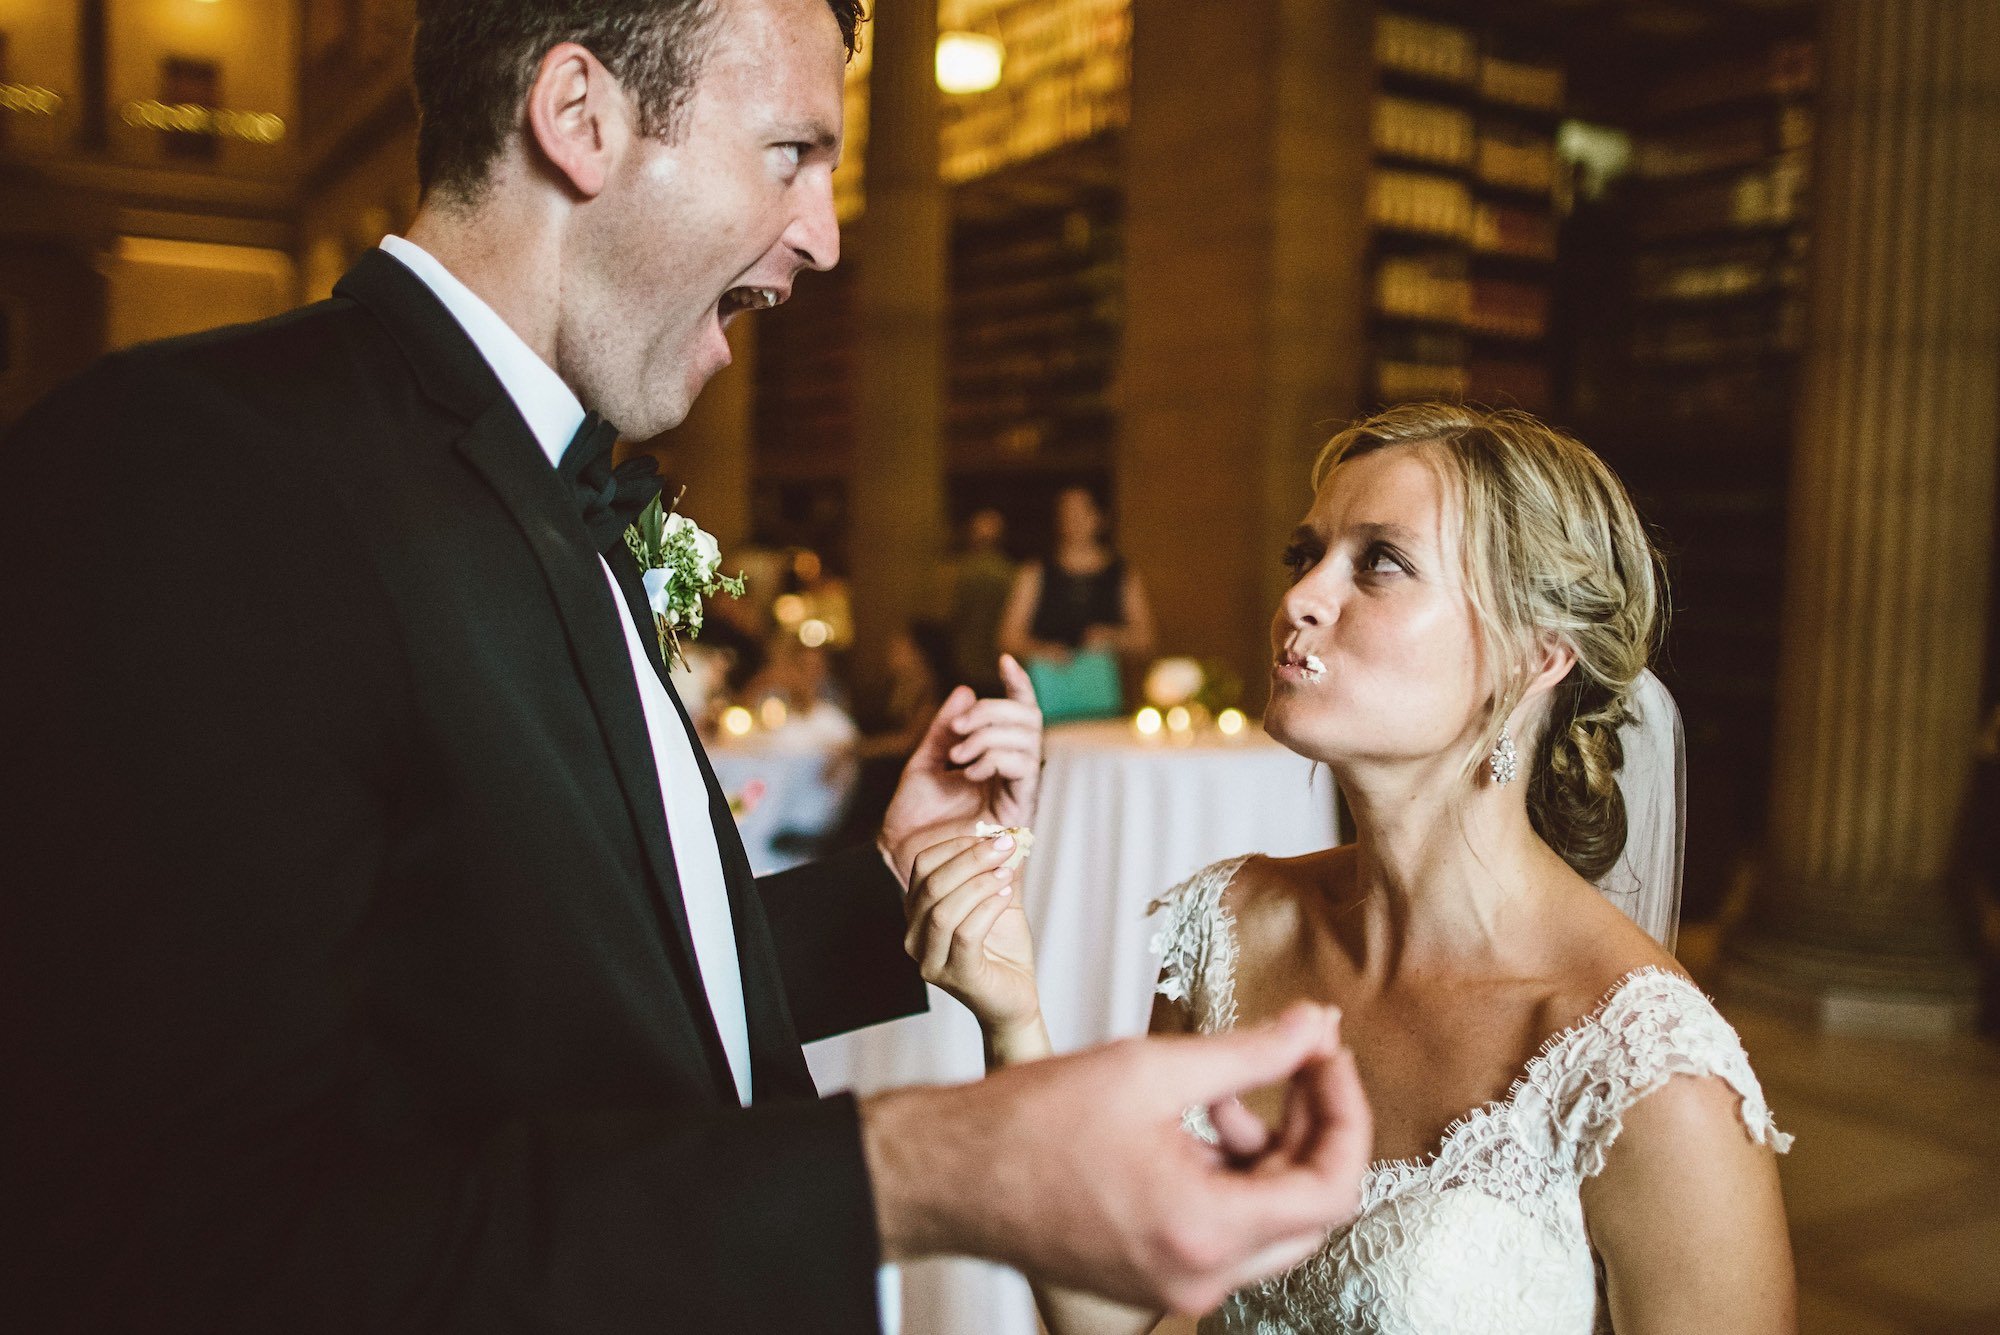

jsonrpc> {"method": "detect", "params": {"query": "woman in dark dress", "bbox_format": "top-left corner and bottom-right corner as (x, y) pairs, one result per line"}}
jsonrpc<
(999, 486), (1155, 718)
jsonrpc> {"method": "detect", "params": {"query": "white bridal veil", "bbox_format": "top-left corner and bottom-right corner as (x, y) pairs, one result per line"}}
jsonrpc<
(1593, 669), (1686, 952)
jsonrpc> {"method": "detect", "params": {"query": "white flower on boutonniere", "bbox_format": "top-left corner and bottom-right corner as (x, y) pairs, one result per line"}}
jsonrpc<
(623, 490), (747, 670)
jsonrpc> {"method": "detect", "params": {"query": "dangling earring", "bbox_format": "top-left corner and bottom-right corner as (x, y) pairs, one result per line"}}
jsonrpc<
(1488, 729), (1518, 786)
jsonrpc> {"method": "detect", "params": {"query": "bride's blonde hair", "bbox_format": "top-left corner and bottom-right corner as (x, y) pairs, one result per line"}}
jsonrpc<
(1312, 403), (1665, 881)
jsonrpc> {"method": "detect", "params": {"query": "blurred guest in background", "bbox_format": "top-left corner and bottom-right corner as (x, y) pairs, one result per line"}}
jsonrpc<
(945, 508), (1017, 697)
(746, 637), (854, 736)
(999, 485), (1155, 721)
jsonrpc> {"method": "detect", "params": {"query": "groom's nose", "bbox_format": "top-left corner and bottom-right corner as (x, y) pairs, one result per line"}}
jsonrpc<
(783, 176), (840, 273)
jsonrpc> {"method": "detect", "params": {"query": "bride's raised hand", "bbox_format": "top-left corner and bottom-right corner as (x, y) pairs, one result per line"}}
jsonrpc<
(903, 831), (1049, 1064)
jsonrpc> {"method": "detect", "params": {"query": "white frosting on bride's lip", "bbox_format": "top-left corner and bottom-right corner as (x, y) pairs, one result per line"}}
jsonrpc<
(1302, 654), (1326, 678)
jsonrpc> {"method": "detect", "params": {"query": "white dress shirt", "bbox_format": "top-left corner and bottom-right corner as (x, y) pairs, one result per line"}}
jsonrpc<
(380, 235), (753, 1107)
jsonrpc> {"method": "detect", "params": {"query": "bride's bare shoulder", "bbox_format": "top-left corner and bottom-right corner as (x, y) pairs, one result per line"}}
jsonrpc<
(1541, 871), (1689, 1018)
(1224, 846), (1358, 940)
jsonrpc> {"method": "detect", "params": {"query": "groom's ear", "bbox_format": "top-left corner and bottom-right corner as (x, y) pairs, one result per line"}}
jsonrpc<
(523, 42), (628, 201)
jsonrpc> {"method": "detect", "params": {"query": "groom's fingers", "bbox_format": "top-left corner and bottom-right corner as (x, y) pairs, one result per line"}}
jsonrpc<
(1211, 1048), (1371, 1246)
(948, 698), (1042, 740)
(963, 747), (1039, 784)
(947, 723), (1040, 767)
(999, 652), (1040, 709)
(1192, 1055), (1368, 1263)
(1219, 1229), (1338, 1299)
(1207, 1097), (1274, 1162)
(1151, 1003), (1339, 1112)
(1292, 1046), (1372, 1182)
(1272, 1009), (1341, 1163)
(910, 686), (978, 767)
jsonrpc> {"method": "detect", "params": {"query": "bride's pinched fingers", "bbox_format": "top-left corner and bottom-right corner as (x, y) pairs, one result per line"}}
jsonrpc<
(938, 882), (1015, 977)
(905, 839), (1018, 953)
(910, 835), (986, 893)
(917, 870), (1014, 977)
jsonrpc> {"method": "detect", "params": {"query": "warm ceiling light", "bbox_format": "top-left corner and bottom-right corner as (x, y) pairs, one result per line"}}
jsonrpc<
(936, 32), (1004, 95)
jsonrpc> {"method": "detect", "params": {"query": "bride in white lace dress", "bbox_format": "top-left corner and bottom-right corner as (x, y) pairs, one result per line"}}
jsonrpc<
(904, 403), (1796, 1334)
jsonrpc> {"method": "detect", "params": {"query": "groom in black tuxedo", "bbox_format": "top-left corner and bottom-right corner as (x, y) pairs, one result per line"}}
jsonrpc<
(1, 1), (1376, 1329)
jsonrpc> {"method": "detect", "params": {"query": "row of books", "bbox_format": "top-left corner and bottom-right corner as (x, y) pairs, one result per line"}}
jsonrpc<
(1634, 234), (1805, 304)
(1375, 254), (1551, 339)
(1368, 9), (1563, 410)
(1371, 172), (1559, 252)
(1374, 97), (1558, 194)
(1374, 12), (1564, 112)
(1634, 153), (1810, 240)
(1635, 103), (1813, 181)
(1632, 303), (1805, 365)
(939, 0), (1130, 185)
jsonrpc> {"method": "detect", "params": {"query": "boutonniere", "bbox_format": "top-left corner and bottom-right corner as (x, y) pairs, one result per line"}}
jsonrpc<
(623, 489), (747, 670)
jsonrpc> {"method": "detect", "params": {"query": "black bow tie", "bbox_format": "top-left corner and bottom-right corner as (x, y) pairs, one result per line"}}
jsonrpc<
(557, 412), (663, 554)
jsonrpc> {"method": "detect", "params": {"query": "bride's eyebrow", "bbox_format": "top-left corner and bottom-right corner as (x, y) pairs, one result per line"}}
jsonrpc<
(1352, 521), (1422, 547)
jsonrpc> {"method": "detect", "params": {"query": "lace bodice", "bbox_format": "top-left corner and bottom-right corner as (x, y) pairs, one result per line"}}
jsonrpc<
(1151, 857), (1792, 1335)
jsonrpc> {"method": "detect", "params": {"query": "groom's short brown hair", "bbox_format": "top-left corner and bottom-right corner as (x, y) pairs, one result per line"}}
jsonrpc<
(413, 0), (865, 203)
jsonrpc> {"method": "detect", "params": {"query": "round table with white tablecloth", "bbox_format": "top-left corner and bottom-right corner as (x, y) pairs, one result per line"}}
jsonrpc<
(706, 703), (858, 876)
(805, 717), (1341, 1335)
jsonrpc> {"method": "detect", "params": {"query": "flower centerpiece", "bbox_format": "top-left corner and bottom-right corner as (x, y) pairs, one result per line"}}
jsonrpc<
(623, 490), (746, 670)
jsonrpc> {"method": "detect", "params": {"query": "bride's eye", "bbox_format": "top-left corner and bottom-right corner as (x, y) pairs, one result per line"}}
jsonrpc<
(1361, 543), (1411, 578)
(1281, 541), (1319, 581)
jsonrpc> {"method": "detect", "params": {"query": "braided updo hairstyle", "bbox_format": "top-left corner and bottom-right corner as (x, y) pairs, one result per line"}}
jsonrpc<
(1312, 404), (1665, 882)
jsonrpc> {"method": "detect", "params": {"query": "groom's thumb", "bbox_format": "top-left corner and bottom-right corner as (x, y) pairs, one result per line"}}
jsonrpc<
(1155, 1003), (1340, 1109)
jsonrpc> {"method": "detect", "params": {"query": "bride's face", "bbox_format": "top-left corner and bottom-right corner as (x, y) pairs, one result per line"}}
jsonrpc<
(1265, 445), (1490, 771)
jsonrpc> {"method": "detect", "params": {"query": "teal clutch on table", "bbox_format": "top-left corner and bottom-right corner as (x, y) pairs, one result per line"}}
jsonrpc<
(1027, 649), (1124, 723)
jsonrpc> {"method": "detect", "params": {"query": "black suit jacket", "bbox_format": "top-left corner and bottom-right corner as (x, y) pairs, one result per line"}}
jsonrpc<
(0, 250), (926, 1332)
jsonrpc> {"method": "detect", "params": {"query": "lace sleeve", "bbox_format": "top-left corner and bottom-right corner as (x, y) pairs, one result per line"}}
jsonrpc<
(1560, 972), (1794, 1179)
(1147, 855), (1251, 1035)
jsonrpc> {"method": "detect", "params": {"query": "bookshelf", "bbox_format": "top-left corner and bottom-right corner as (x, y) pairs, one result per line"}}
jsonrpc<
(1367, 10), (1564, 414)
(1580, 28), (1819, 913)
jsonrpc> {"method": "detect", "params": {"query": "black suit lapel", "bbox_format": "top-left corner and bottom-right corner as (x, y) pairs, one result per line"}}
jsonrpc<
(604, 549), (818, 1102)
(337, 250), (740, 1103)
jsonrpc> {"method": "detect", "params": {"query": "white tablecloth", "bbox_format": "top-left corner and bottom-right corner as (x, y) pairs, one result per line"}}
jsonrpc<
(806, 719), (1341, 1335)
(708, 709), (857, 875)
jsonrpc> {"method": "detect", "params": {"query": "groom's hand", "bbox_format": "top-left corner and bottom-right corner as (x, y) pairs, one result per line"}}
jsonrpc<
(879, 654), (1043, 887)
(860, 1003), (1373, 1315)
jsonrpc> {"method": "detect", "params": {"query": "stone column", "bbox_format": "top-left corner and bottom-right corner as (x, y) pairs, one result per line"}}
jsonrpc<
(847, 0), (948, 662)
(1727, 0), (2000, 1032)
(1118, 0), (1372, 698)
